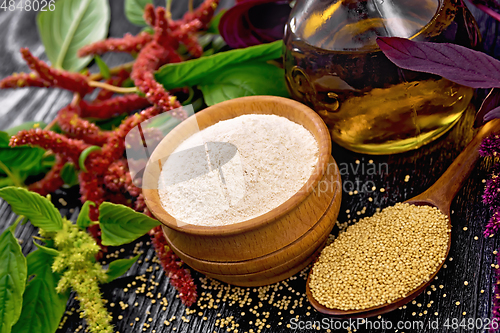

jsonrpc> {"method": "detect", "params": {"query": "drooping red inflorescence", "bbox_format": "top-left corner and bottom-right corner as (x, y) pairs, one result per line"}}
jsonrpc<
(150, 226), (197, 307)
(2, 1), (220, 308)
(102, 105), (164, 162)
(182, 0), (219, 29)
(94, 69), (131, 102)
(79, 171), (106, 221)
(131, 7), (185, 118)
(131, 41), (183, 117)
(0, 72), (50, 89)
(10, 129), (89, 164)
(57, 104), (110, 146)
(153, 7), (176, 48)
(79, 94), (151, 119)
(104, 159), (141, 197)
(77, 32), (154, 57)
(144, 3), (156, 26)
(20, 48), (93, 96)
(173, 20), (204, 58)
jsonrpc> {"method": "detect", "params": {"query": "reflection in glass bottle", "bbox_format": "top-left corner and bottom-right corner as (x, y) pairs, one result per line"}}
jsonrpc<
(284, 0), (480, 154)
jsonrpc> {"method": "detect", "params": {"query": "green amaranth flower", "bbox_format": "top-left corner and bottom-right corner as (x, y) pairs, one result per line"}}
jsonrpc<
(39, 218), (112, 333)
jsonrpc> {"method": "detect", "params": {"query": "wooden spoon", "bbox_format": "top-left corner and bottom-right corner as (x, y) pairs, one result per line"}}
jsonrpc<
(306, 118), (500, 318)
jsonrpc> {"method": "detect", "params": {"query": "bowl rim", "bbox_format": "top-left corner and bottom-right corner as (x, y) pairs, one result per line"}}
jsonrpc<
(143, 95), (332, 236)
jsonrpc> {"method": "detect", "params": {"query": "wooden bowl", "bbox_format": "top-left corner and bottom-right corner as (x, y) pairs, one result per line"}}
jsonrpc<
(143, 95), (342, 286)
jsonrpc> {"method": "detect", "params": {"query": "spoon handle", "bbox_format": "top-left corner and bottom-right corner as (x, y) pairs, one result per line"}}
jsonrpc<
(409, 119), (500, 216)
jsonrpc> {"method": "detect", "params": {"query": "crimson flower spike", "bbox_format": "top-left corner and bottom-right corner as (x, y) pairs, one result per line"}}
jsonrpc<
(20, 48), (93, 96)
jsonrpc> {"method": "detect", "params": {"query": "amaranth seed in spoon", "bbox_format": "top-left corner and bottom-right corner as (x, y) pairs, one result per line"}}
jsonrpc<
(309, 203), (450, 310)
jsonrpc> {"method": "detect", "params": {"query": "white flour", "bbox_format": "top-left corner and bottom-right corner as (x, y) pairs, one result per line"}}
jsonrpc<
(158, 114), (319, 226)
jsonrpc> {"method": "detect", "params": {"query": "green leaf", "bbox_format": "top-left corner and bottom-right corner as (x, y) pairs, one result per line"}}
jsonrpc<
(203, 49), (215, 57)
(0, 229), (27, 333)
(99, 202), (160, 246)
(0, 178), (14, 189)
(0, 133), (10, 147)
(212, 35), (227, 53)
(94, 55), (110, 79)
(207, 10), (226, 34)
(37, 0), (111, 71)
(77, 201), (95, 230)
(155, 40), (283, 90)
(79, 146), (101, 172)
(125, 0), (152, 26)
(198, 33), (215, 50)
(141, 26), (155, 35)
(27, 250), (52, 277)
(0, 146), (46, 172)
(4, 122), (47, 138)
(33, 242), (60, 258)
(60, 163), (79, 187)
(12, 251), (68, 333)
(0, 187), (63, 232)
(105, 255), (140, 283)
(199, 62), (290, 106)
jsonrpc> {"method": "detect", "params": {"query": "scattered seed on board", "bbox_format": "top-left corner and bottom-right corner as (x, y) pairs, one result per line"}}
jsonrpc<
(309, 203), (450, 311)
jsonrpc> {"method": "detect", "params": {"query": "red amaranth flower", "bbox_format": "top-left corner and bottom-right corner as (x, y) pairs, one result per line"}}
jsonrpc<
(94, 69), (131, 102)
(103, 159), (141, 197)
(134, 193), (148, 214)
(20, 48), (93, 96)
(79, 171), (106, 220)
(79, 94), (151, 119)
(28, 156), (66, 196)
(78, 32), (154, 57)
(104, 105), (163, 159)
(173, 20), (205, 57)
(10, 129), (89, 164)
(153, 7), (176, 48)
(144, 3), (156, 26)
(182, 0), (219, 29)
(131, 40), (184, 117)
(0, 72), (50, 89)
(150, 226), (197, 307)
(79, 106), (166, 177)
(57, 104), (110, 145)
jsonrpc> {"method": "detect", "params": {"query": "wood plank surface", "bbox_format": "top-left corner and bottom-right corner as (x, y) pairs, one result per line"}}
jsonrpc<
(0, 1), (500, 333)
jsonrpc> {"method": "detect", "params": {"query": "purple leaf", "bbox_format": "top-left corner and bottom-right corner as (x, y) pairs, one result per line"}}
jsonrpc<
(376, 37), (500, 89)
(484, 105), (500, 122)
(476, 88), (500, 126)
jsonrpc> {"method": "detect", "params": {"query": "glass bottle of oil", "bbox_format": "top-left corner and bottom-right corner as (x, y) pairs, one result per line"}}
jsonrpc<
(283, 0), (480, 154)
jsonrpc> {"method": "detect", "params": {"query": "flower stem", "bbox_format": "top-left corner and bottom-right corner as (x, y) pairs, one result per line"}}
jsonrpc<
(166, 0), (173, 20)
(44, 118), (58, 131)
(88, 62), (134, 81)
(0, 160), (23, 187)
(10, 215), (24, 231)
(88, 81), (138, 94)
(70, 93), (81, 107)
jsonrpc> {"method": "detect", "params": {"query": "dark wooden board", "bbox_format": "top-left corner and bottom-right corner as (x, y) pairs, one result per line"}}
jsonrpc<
(0, 1), (500, 333)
